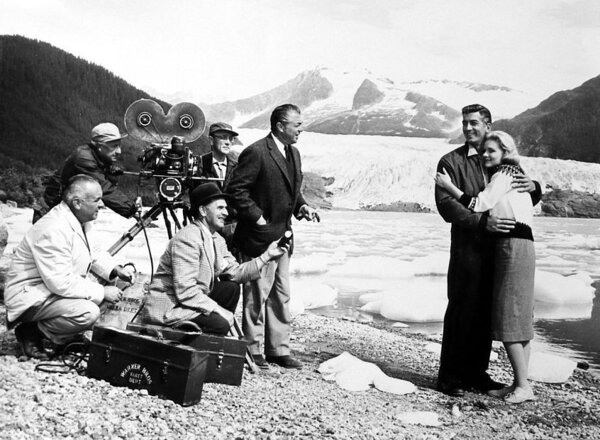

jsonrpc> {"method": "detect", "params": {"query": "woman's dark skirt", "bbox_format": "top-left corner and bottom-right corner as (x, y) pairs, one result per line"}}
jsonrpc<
(491, 237), (536, 342)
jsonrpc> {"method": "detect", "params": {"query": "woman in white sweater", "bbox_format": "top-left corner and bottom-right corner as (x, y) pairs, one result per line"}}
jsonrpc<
(435, 131), (535, 404)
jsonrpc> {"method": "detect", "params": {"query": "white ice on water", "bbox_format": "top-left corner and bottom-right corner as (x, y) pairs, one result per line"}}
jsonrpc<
(3, 206), (598, 324)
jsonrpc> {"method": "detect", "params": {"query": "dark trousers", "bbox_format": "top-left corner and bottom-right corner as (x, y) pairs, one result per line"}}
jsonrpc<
(190, 281), (240, 336)
(438, 241), (494, 386)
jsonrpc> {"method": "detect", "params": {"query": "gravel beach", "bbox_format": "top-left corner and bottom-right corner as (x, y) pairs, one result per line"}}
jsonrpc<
(1, 307), (599, 440)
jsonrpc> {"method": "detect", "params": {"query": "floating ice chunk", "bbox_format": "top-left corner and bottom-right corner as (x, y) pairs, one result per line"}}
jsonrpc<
(290, 254), (332, 275)
(534, 270), (594, 305)
(528, 352), (576, 383)
(358, 292), (384, 305)
(410, 252), (448, 276)
(290, 279), (337, 309)
(536, 255), (575, 268)
(328, 256), (414, 279)
(359, 300), (382, 314)
(391, 322), (409, 328)
(379, 278), (447, 322)
(331, 278), (390, 294)
(373, 374), (417, 395)
(395, 411), (441, 427)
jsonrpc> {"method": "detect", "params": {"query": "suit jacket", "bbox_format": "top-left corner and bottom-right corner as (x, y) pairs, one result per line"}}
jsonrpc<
(200, 152), (238, 191)
(227, 134), (307, 257)
(141, 220), (262, 326)
(4, 202), (117, 325)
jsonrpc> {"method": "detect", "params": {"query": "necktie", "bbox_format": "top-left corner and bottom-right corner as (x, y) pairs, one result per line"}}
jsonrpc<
(285, 145), (291, 162)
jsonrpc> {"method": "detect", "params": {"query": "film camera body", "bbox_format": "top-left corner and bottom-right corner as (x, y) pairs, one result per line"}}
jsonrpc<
(124, 99), (207, 202)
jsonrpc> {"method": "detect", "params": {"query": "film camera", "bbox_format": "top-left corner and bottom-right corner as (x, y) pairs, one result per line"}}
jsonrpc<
(108, 99), (213, 253)
(124, 99), (207, 202)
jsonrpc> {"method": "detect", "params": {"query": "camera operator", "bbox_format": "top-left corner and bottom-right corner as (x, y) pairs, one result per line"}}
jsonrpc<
(141, 183), (289, 336)
(33, 123), (138, 223)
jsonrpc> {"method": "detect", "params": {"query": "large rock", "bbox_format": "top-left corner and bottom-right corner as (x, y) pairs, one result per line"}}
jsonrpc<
(541, 189), (600, 218)
(301, 172), (333, 210)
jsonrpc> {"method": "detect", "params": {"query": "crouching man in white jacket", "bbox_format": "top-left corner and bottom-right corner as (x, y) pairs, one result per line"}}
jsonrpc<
(4, 174), (134, 359)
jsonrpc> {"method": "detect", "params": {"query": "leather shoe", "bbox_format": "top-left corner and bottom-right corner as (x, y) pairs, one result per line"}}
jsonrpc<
(467, 374), (506, 393)
(266, 355), (302, 369)
(15, 323), (49, 360)
(251, 354), (269, 369)
(437, 381), (466, 397)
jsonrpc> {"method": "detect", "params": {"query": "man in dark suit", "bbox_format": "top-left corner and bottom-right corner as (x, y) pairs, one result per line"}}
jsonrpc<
(227, 104), (319, 369)
(200, 122), (239, 191)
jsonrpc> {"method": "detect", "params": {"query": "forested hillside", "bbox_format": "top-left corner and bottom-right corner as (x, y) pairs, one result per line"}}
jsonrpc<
(0, 35), (210, 205)
(494, 75), (600, 163)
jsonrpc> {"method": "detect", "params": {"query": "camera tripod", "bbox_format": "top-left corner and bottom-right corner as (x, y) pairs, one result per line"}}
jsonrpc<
(106, 191), (259, 374)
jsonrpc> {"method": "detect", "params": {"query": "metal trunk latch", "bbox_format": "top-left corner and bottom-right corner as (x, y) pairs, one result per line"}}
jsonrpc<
(104, 346), (112, 363)
(161, 362), (169, 383)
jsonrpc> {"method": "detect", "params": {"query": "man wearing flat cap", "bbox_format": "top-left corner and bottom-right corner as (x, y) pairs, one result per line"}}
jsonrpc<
(201, 122), (239, 191)
(141, 183), (289, 335)
(33, 122), (137, 223)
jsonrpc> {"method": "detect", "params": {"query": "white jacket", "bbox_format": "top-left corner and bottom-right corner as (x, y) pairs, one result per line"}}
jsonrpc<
(470, 169), (534, 227)
(5, 202), (117, 324)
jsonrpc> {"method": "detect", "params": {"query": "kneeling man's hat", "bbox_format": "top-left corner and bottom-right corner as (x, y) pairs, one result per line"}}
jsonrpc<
(190, 183), (231, 211)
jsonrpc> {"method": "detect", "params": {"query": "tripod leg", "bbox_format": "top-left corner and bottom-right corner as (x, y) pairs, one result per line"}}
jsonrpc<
(229, 317), (259, 374)
(108, 204), (163, 256)
(167, 206), (183, 231)
(161, 206), (173, 239)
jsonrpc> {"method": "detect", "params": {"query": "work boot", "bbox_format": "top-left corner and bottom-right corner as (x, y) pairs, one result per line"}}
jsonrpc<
(14, 322), (49, 360)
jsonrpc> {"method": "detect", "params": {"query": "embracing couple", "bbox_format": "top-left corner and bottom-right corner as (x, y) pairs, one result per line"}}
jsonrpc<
(434, 104), (541, 404)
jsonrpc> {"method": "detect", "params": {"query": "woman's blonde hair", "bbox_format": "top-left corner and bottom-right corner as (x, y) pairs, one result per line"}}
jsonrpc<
(484, 130), (520, 163)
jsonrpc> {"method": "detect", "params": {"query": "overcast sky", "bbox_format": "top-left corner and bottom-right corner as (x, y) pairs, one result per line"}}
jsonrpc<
(2, 0), (599, 103)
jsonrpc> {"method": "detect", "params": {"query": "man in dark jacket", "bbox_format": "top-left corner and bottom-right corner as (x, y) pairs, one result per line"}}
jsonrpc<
(435, 104), (542, 397)
(199, 122), (239, 243)
(200, 122), (239, 191)
(227, 104), (319, 369)
(33, 123), (137, 223)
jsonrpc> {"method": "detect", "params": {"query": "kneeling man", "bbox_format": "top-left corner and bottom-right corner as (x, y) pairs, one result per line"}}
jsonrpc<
(142, 183), (288, 335)
(5, 175), (134, 359)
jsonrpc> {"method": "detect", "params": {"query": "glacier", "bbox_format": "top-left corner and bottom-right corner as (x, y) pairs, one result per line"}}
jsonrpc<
(234, 129), (600, 211)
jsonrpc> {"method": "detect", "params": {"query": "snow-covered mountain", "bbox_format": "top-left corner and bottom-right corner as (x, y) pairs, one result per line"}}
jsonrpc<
(202, 67), (537, 138)
(234, 129), (600, 211)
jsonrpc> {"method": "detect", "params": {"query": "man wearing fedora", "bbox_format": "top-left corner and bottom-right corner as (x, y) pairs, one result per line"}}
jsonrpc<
(33, 122), (137, 223)
(141, 183), (289, 335)
(227, 104), (320, 369)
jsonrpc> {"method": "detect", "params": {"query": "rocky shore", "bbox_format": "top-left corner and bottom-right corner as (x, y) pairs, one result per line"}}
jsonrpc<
(1, 306), (599, 440)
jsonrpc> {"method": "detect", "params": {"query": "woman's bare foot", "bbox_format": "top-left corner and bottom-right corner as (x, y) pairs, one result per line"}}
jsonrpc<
(504, 386), (536, 404)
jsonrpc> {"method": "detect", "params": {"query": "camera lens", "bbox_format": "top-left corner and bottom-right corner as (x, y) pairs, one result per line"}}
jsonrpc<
(179, 114), (194, 129)
(138, 112), (152, 127)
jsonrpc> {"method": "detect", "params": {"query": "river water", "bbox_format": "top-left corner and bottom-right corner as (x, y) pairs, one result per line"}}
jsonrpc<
(289, 210), (600, 376)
